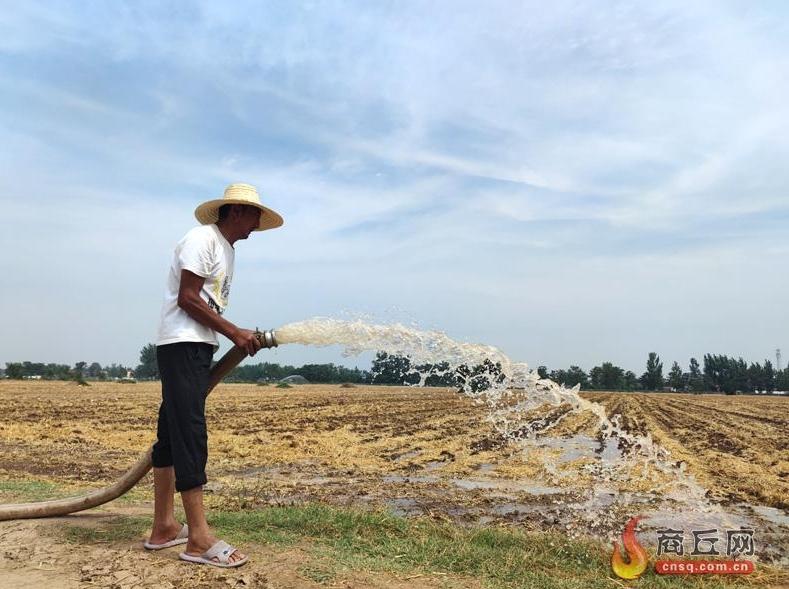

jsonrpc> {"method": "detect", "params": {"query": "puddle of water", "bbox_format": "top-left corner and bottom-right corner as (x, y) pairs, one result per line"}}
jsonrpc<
(383, 474), (439, 484)
(383, 473), (564, 495)
(386, 497), (423, 517)
(234, 465), (346, 486)
(642, 509), (754, 532)
(491, 502), (545, 516)
(749, 505), (789, 528)
(526, 434), (622, 464)
(381, 474), (567, 495)
(449, 477), (564, 495)
(571, 488), (619, 510)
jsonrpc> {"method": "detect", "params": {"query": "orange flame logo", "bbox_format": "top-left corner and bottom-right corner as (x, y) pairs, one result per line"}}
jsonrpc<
(611, 516), (649, 580)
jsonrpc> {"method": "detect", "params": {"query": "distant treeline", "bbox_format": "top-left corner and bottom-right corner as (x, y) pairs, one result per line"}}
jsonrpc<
(4, 347), (787, 394)
(366, 352), (505, 392)
(1, 356), (371, 385)
(1, 347), (504, 390)
(3, 361), (132, 381)
(368, 351), (789, 394)
(226, 362), (370, 384)
(538, 353), (789, 394)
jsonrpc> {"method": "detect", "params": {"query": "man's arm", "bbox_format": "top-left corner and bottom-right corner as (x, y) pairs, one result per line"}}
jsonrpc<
(177, 269), (262, 356)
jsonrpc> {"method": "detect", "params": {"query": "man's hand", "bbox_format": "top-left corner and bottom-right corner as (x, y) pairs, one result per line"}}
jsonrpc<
(232, 328), (263, 356)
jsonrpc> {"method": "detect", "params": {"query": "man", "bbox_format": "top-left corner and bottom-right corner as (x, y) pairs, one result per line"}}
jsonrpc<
(144, 183), (283, 567)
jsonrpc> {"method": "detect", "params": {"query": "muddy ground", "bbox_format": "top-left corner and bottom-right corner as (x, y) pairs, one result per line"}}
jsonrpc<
(0, 381), (787, 586)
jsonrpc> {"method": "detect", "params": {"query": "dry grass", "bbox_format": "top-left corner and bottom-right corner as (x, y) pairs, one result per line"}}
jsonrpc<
(0, 382), (786, 509)
(0, 380), (514, 483)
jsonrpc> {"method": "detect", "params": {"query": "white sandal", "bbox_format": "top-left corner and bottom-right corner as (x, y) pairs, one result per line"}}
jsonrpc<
(144, 523), (189, 550)
(179, 540), (248, 568)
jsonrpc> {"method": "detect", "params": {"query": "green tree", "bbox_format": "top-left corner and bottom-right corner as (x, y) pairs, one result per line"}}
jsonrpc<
(86, 362), (103, 379)
(747, 361), (764, 392)
(105, 363), (129, 379)
(566, 365), (590, 389)
(688, 358), (704, 392)
(640, 352), (664, 391)
(371, 352), (416, 385)
(668, 361), (684, 391)
(73, 361), (87, 380)
(418, 361), (453, 387)
(5, 363), (23, 379)
(549, 366), (589, 389)
(763, 360), (775, 392)
(135, 344), (159, 380)
(589, 362), (625, 390)
(622, 370), (640, 391)
(537, 366), (549, 379)
(703, 354), (723, 392)
(297, 363), (332, 383)
(454, 359), (505, 393)
(775, 367), (789, 391)
(704, 354), (749, 394)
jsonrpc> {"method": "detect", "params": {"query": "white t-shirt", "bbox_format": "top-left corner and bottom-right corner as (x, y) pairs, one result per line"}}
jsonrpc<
(156, 224), (235, 349)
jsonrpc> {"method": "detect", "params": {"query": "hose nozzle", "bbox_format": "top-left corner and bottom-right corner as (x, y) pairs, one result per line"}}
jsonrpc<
(254, 328), (278, 349)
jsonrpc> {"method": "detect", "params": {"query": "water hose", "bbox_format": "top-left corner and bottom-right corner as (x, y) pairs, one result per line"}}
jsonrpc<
(0, 330), (278, 521)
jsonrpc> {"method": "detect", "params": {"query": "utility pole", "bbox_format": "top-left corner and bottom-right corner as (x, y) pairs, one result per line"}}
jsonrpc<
(777, 348), (783, 372)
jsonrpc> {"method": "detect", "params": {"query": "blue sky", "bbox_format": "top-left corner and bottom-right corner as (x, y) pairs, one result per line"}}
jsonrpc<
(1, 1), (787, 373)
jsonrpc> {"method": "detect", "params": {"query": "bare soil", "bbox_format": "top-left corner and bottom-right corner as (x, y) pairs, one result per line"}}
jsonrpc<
(0, 506), (472, 588)
(1, 381), (787, 587)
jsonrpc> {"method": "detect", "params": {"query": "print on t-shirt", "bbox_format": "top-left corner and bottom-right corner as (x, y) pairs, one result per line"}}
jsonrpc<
(207, 296), (223, 315)
(207, 271), (232, 315)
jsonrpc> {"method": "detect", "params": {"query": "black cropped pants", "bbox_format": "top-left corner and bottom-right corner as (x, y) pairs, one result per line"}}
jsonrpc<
(151, 342), (214, 493)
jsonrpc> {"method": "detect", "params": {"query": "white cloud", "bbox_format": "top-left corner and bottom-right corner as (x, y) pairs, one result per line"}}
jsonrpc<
(1, 1), (787, 371)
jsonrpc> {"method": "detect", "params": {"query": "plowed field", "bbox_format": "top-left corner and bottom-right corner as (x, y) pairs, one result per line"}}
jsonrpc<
(0, 381), (787, 586)
(1, 382), (787, 514)
(584, 392), (788, 509)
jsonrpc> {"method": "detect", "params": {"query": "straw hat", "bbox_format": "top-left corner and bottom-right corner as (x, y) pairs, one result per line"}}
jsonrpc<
(194, 183), (284, 231)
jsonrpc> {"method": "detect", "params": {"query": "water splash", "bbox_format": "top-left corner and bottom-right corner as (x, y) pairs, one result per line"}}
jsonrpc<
(275, 317), (710, 510)
(277, 318), (511, 375)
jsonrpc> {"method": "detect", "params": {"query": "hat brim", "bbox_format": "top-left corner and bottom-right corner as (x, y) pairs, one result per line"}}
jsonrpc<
(194, 199), (284, 231)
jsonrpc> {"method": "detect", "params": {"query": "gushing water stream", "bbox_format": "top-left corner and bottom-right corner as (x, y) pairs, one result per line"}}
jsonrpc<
(276, 319), (707, 504)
